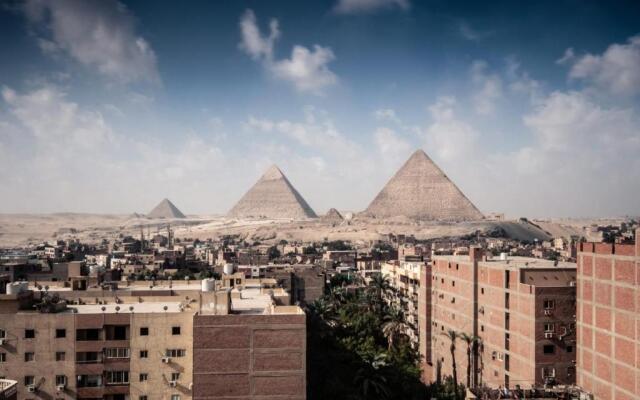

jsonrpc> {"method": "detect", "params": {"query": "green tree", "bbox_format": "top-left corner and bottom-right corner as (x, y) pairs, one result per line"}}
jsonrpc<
(441, 329), (459, 394)
(382, 306), (407, 351)
(458, 332), (480, 389)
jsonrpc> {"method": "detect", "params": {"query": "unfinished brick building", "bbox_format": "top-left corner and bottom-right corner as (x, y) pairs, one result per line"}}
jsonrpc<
(424, 249), (577, 389)
(576, 230), (640, 400)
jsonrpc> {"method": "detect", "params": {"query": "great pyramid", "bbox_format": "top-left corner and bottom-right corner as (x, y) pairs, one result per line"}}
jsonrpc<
(228, 165), (317, 219)
(364, 149), (483, 221)
(147, 198), (186, 219)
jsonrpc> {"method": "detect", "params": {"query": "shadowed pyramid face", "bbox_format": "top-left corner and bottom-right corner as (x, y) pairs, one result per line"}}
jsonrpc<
(228, 165), (317, 219)
(365, 149), (483, 221)
(147, 198), (186, 219)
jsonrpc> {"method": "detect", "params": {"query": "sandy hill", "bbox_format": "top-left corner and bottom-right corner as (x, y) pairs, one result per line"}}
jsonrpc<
(147, 198), (186, 219)
(227, 165), (317, 219)
(364, 149), (483, 221)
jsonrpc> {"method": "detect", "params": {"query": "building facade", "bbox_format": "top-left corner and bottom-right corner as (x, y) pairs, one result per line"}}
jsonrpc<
(425, 249), (577, 389)
(576, 233), (639, 400)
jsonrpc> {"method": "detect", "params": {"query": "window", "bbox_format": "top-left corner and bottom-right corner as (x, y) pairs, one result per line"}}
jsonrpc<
(480, 325), (484, 332)
(566, 346), (573, 353)
(0, 329), (5, 339)
(76, 329), (100, 341)
(171, 395), (180, 400)
(544, 323), (555, 332)
(105, 348), (130, 358)
(452, 281), (455, 287)
(542, 367), (556, 378)
(24, 376), (34, 386)
(165, 349), (186, 357)
(55, 375), (67, 386)
(55, 352), (66, 361)
(172, 326), (181, 335)
(543, 345), (555, 354)
(481, 288), (484, 295)
(140, 327), (149, 336)
(25, 329), (35, 339)
(105, 371), (129, 385)
(543, 300), (555, 309)
(25, 352), (35, 362)
(0, 353), (5, 362)
(170, 372), (180, 381)
(139, 396), (148, 400)
(139, 373), (148, 382)
(140, 350), (148, 358)
(76, 375), (102, 388)
(55, 329), (66, 338)
(105, 325), (128, 340)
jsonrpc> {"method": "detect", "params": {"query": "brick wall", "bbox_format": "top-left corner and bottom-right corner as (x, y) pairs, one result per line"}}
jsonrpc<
(577, 239), (639, 400)
(192, 313), (306, 399)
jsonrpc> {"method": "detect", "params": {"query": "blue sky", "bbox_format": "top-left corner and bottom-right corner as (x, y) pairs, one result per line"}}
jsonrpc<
(0, 0), (639, 218)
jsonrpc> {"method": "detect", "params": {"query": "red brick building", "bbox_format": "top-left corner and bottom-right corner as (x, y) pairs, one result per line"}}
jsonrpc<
(424, 249), (577, 389)
(576, 231), (640, 400)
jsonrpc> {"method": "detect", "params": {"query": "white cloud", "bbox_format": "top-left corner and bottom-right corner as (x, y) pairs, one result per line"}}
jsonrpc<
(374, 127), (411, 162)
(556, 47), (575, 65)
(333, 0), (410, 14)
(373, 108), (400, 123)
(239, 9), (337, 95)
(424, 96), (478, 161)
(22, 0), (160, 84)
(238, 9), (279, 61)
(271, 45), (337, 94)
(505, 58), (543, 103)
(567, 34), (640, 96)
(470, 60), (503, 115)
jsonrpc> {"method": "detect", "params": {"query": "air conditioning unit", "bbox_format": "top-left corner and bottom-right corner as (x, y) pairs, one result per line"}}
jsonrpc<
(569, 281), (576, 287)
(544, 309), (553, 316)
(544, 332), (554, 339)
(57, 384), (66, 392)
(27, 385), (36, 393)
(161, 356), (171, 363)
(169, 381), (177, 387)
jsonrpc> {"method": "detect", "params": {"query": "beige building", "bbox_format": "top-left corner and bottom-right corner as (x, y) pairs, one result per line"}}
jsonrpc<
(0, 277), (305, 400)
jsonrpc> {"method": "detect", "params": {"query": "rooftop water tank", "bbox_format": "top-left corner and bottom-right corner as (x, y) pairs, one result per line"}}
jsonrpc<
(201, 278), (215, 292)
(223, 263), (234, 275)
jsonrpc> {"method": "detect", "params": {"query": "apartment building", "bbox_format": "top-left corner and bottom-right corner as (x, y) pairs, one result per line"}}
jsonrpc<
(576, 232), (639, 400)
(0, 278), (306, 400)
(381, 260), (426, 346)
(425, 249), (577, 389)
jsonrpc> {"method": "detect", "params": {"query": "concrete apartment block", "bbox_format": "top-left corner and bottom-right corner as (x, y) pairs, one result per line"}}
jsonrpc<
(0, 279), (306, 400)
(576, 232), (639, 400)
(425, 250), (577, 389)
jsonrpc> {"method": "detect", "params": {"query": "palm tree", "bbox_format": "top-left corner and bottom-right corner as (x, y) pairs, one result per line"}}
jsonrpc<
(368, 273), (392, 316)
(382, 306), (407, 350)
(441, 329), (459, 392)
(458, 332), (480, 389)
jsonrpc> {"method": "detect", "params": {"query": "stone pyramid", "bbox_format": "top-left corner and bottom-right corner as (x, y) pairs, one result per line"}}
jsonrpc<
(228, 165), (317, 219)
(364, 149), (483, 221)
(322, 208), (344, 222)
(147, 198), (186, 219)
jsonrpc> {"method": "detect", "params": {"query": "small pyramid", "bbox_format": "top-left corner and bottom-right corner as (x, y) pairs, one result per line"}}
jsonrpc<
(147, 198), (186, 219)
(228, 165), (317, 219)
(322, 208), (344, 222)
(364, 149), (483, 221)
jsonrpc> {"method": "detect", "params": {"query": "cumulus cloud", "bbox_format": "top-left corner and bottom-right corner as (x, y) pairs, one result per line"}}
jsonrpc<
(374, 127), (411, 162)
(333, 0), (410, 14)
(424, 97), (479, 162)
(470, 60), (503, 115)
(566, 34), (640, 96)
(21, 0), (160, 84)
(505, 58), (543, 103)
(239, 9), (337, 95)
(0, 84), (226, 213)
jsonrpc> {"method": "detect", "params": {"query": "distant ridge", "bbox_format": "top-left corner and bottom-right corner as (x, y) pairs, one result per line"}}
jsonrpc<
(147, 198), (186, 219)
(228, 165), (317, 219)
(364, 149), (483, 221)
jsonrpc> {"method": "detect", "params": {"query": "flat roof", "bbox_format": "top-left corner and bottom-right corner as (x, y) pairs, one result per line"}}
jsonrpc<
(68, 302), (184, 314)
(433, 255), (576, 270)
